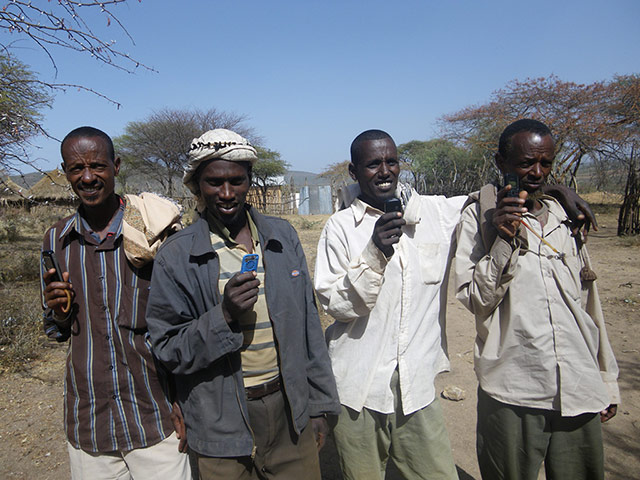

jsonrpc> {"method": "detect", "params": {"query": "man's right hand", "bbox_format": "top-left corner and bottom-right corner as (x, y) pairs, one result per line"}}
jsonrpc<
(372, 211), (406, 257)
(493, 186), (528, 240)
(222, 271), (260, 324)
(43, 269), (74, 318)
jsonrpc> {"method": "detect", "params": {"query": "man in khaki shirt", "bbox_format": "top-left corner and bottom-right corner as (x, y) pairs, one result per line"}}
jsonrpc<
(454, 119), (619, 480)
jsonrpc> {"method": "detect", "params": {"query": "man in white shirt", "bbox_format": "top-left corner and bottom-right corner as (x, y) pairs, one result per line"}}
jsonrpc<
(314, 129), (464, 480)
(454, 119), (619, 480)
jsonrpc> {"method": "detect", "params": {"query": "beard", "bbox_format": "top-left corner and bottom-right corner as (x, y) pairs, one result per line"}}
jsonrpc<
(525, 188), (545, 209)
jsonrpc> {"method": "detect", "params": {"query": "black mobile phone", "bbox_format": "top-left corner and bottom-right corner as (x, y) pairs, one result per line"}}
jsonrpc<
(240, 254), (259, 273)
(503, 173), (520, 198)
(383, 198), (403, 213)
(42, 250), (63, 282)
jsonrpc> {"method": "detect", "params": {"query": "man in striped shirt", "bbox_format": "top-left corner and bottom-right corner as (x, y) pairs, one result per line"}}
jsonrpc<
(41, 126), (191, 479)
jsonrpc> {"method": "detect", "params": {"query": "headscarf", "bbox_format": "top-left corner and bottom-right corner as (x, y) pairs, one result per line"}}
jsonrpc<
(183, 128), (258, 195)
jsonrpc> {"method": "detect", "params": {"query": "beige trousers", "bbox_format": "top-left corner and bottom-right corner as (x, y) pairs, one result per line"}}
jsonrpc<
(67, 431), (192, 480)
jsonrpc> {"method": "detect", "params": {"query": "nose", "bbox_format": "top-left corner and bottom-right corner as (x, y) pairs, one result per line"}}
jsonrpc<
(81, 167), (96, 183)
(530, 163), (543, 178)
(379, 161), (390, 176)
(219, 182), (234, 199)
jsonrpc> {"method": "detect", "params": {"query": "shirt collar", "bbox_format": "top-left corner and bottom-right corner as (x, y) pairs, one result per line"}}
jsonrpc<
(59, 196), (125, 242)
(206, 210), (258, 246)
(350, 190), (421, 225)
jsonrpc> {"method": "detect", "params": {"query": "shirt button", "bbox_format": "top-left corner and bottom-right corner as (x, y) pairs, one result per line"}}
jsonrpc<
(105, 335), (110, 340)
(112, 395), (117, 400)
(109, 365), (114, 370)
(102, 305), (107, 311)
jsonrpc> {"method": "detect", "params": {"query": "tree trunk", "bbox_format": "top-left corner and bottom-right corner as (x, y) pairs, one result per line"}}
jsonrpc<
(618, 146), (640, 236)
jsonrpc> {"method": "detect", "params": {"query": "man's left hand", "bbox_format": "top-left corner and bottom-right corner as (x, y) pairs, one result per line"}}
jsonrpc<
(541, 184), (598, 237)
(170, 401), (188, 453)
(311, 416), (329, 451)
(601, 404), (617, 423)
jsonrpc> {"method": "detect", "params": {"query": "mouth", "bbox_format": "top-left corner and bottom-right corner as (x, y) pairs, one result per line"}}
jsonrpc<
(77, 184), (102, 197)
(216, 203), (238, 215)
(375, 180), (394, 191)
(522, 181), (542, 191)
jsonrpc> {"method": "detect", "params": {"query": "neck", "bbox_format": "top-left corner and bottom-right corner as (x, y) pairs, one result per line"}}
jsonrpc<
(358, 193), (384, 211)
(525, 190), (544, 214)
(82, 194), (120, 233)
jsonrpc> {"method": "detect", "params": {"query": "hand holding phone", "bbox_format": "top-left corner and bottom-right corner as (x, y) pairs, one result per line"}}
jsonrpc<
(42, 250), (72, 314)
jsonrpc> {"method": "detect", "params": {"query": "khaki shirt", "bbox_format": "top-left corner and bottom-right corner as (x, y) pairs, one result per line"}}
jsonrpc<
(455, 194), (620, 416)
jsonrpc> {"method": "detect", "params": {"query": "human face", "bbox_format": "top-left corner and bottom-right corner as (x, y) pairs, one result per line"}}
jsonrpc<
(497, 131), (555, 194)
(62, 136), (120, 210)
(198, 159), (251, 229)
(349, 138), (399, 210)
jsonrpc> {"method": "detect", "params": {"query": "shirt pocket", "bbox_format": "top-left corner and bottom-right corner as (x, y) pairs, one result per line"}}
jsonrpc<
(118, 264), (152, 331)
(417, 242), (444, 284)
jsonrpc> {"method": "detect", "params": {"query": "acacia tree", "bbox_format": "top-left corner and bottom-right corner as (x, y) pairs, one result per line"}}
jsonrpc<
(398, 139), (484, 196)
(440, 74), (640, 235)
(0, 53), (52, 177)
(252, 147), (289, 210)
(318, 160), (351, 189)
(0, 0), (148, 176)
(440, 76), (613, 187)
(115, 108), (255, 197)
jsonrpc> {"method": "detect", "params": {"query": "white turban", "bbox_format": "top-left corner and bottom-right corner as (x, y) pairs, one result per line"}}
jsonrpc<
(183, 128), (258, 195)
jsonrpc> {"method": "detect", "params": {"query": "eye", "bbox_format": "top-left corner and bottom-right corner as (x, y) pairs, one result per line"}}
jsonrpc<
(367, 160), (381, 169)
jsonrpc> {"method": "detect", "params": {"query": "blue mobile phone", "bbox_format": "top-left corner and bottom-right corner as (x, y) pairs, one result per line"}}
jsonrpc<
(241, 254), (259, 273)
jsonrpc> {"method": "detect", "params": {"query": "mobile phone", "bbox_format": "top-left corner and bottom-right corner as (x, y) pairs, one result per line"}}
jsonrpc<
(240, 254), (259, 273)
(503, 173), (520, 198)
(383, 198), (403, 213)
(42, 250), (63, 282)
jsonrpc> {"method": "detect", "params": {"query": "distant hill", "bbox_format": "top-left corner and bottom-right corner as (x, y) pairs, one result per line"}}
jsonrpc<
(9, 171), (43, 190)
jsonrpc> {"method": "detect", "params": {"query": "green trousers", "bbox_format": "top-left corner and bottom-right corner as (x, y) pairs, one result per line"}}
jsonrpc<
(331, 369), (458, 480)
(477, 388), (604, 480)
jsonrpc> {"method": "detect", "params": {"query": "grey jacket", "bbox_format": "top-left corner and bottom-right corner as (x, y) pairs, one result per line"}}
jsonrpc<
(146, 208), (340, 457)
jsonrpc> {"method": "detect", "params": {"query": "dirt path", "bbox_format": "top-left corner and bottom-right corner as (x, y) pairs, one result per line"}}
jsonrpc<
(1, 212), (638, 479)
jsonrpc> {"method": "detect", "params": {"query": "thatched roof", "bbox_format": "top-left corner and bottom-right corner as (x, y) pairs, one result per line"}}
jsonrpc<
(28, 169), (76, 201)
(0, 176), (27, 200)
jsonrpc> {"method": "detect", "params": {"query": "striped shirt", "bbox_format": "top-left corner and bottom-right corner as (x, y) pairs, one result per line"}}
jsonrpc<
(207, 212), (280, 388)
(40, 203), (173, 452)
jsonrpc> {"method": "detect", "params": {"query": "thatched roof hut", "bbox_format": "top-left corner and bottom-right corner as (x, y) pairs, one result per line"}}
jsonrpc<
(28, 169), (76, 202)
(0, 176), (27, 201)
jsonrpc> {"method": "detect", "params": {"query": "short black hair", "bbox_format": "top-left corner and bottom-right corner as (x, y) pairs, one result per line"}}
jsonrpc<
(498, 119), (552, 158)
(60, 126), (115, 163)
(350, 129), (394, 164)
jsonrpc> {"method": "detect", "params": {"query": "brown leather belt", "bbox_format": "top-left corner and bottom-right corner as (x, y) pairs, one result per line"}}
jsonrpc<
(245, 376), (281, 400)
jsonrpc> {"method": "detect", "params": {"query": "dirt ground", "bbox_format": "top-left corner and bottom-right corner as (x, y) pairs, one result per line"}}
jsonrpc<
(1, 210), (638, 479)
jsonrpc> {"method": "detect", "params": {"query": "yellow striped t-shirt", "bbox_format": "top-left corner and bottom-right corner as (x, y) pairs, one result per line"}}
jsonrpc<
(207, 212), (279, 387)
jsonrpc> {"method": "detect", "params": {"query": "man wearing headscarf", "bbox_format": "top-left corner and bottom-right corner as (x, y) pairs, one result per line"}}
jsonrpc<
(146, 129), (340, 479)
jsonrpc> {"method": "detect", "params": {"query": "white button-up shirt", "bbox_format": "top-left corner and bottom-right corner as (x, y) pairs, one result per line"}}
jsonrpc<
(314, 191), (466, 415)
(454, 194), (620, 416)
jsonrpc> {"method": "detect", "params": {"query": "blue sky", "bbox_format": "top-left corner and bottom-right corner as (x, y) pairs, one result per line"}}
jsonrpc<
(5, 0), (640, 173)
